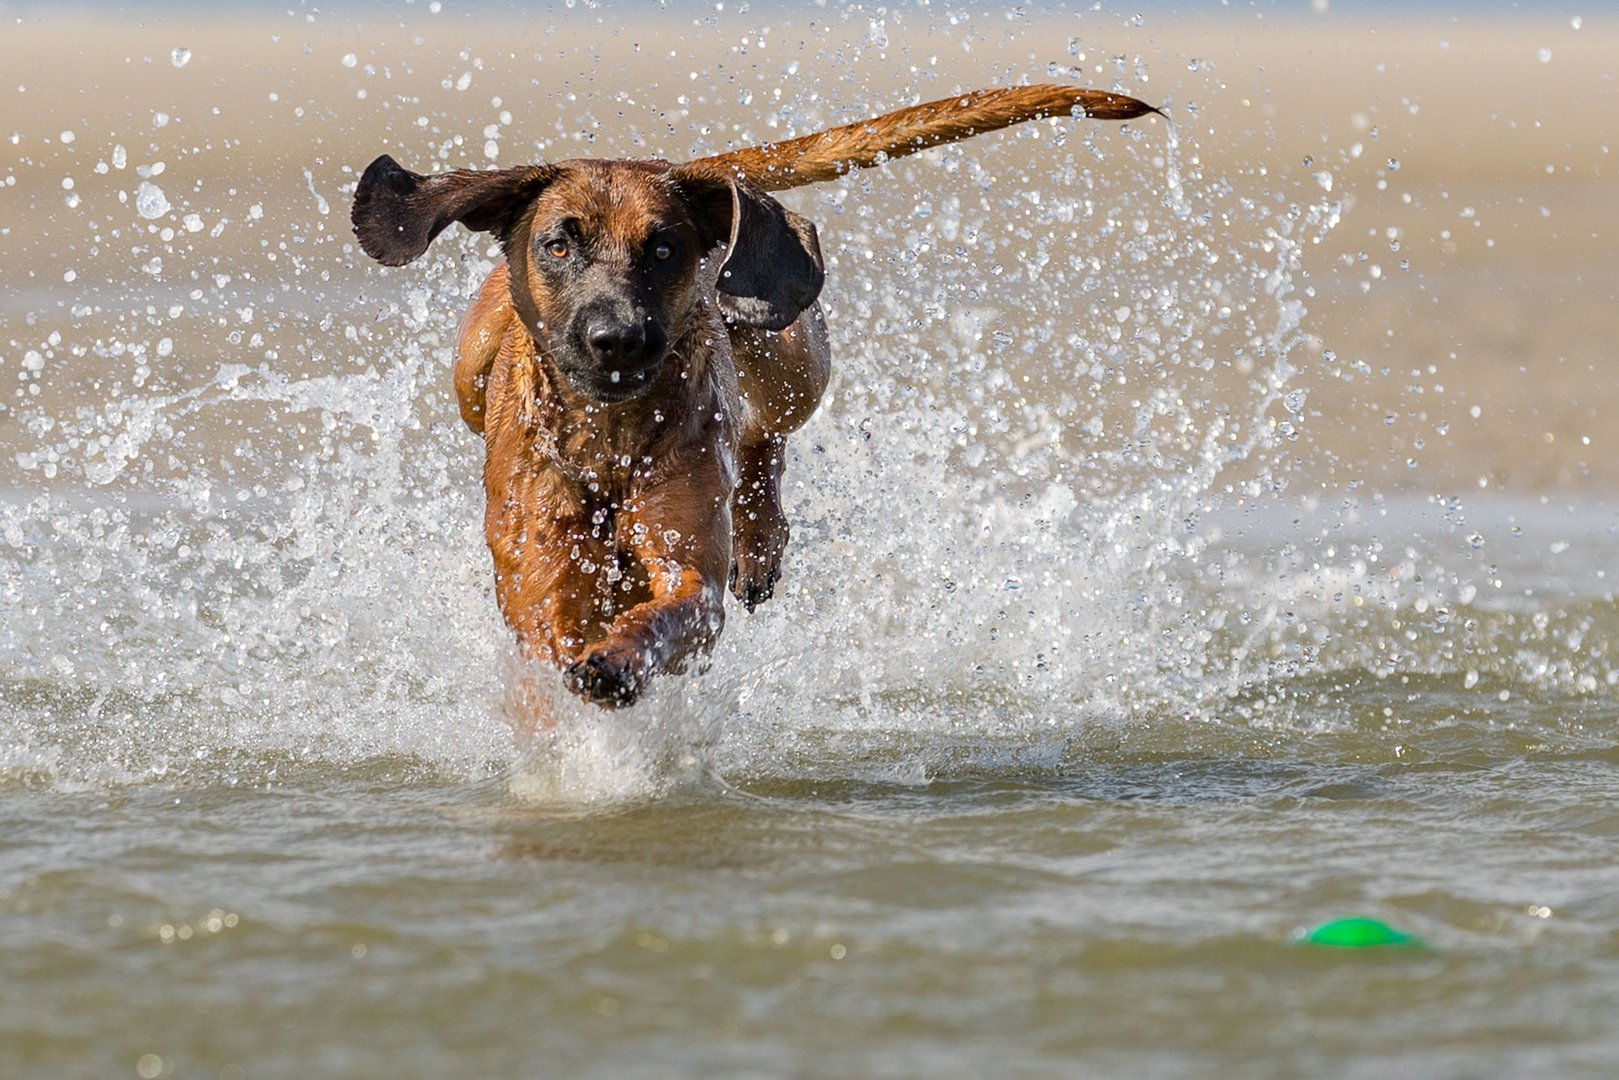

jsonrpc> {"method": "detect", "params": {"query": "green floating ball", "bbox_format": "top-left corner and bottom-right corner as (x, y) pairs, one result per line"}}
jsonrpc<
(1301, 917), (1420, 949)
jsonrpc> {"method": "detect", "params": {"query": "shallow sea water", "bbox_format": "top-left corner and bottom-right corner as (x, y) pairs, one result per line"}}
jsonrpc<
(8, 584), (1619, 1079)
(4, 4), (1619, 1078)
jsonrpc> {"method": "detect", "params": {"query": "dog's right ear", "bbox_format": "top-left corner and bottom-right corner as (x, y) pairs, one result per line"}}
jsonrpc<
(351, 155), (557, 267)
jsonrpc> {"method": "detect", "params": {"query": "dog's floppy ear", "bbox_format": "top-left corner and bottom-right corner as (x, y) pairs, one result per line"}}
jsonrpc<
(673, 169), (825, 332)
(351, 155), (557, 267)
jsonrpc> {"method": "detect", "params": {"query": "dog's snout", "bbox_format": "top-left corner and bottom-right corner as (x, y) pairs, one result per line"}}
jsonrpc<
(567, 315), (671, 400)
(586, 321), (654, 367)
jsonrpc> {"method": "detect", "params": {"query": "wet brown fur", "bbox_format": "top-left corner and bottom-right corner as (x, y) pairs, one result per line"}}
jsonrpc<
(686, 84), (1162, 190)
(353, 83), (1156, 709)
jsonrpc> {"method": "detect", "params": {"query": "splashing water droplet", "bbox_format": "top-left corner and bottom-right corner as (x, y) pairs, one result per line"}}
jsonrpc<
(171, 47), (191, 68)
(134, 181), (170, 219)
(302, 168), (329, 216)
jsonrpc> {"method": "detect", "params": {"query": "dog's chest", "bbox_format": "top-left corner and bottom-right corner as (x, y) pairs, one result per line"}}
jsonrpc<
(534, 378), (740, 501)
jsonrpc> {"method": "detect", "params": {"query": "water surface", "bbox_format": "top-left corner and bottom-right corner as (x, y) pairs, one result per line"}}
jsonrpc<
(4, 5), (1618, 1077)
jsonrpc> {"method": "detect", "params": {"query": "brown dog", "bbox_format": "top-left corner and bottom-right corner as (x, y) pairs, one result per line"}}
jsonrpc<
(351, 84), (1158, 708)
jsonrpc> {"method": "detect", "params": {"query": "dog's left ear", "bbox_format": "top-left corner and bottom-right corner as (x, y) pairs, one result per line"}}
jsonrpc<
(673, 169), (826, 332)
(351, 155), (557, 267)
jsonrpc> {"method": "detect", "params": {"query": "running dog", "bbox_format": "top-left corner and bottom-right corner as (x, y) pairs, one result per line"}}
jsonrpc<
(351, 83), (1158, 707)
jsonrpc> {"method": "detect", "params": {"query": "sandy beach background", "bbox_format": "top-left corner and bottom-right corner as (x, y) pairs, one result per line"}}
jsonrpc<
(2, 2), (1614, 496)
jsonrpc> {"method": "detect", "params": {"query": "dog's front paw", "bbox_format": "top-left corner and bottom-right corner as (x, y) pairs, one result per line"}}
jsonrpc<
(730, 513), (787, 612)
(729, 559), (780, 612)
(565, 649), (643, 709)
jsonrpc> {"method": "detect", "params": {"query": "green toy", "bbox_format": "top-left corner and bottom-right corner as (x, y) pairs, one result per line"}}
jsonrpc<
(1301, 917), (1420, 948)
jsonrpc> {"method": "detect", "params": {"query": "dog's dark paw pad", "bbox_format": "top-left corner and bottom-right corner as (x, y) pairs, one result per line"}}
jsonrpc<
(732, 563), (780, 612)
(745, 566), (779, 611)
(565, 652), (641, 708)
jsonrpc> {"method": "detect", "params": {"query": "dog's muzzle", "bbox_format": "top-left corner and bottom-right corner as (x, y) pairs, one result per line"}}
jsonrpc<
(562, 318), (669, 402)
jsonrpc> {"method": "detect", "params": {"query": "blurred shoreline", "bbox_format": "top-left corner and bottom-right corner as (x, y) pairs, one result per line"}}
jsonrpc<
(3, 7), (1614, 494)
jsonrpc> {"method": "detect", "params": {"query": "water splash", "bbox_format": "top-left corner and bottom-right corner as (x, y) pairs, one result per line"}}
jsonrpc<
(134, 181), (171, 220)
(303, 168), (331, 216)
(3, 16), (1607, 799)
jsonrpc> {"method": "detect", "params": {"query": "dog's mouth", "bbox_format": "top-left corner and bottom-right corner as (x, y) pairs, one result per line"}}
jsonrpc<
(560, 363), (662, 404)
(547, 316), (673, 404)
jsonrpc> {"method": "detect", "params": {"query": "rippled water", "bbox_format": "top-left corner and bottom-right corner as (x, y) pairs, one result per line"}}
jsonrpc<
(5, 5), (1619, 1077)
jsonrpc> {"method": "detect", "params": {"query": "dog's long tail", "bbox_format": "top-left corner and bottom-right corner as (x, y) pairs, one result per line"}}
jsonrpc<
(682, 84), (1160, 192)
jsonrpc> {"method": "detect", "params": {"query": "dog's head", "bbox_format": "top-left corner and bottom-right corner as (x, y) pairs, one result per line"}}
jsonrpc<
(351, 155), (824, 404)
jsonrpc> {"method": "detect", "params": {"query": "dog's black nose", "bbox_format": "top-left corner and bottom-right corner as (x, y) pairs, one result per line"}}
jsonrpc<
(586, 322), (653, 366)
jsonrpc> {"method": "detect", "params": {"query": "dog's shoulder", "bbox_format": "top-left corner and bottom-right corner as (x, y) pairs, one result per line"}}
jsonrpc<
(454, 262), (517, 434)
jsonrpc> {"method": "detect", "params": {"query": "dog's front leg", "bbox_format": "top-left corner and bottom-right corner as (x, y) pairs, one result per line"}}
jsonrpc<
(566, 470), (733, 708)
(485, 478), (617, 671)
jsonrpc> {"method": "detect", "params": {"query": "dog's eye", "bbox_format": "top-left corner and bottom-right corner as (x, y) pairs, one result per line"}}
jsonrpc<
(652, 240), (673, 261)
(545, 239), (569, 259)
